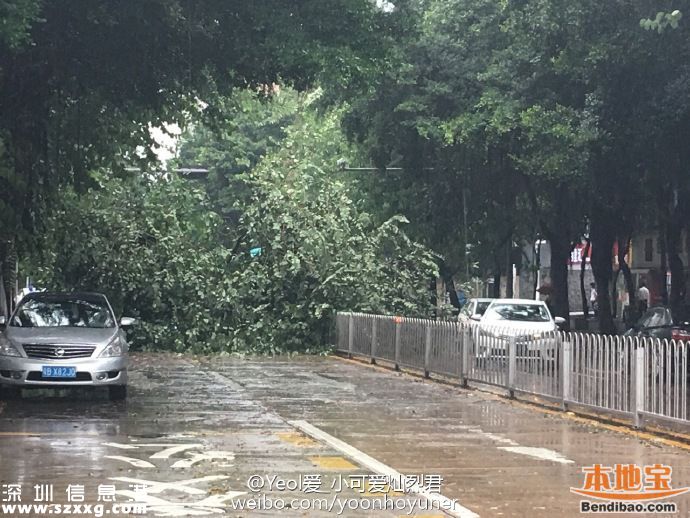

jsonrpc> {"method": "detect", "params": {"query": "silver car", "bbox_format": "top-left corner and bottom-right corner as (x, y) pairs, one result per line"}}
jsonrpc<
(0, 292), (133, 400)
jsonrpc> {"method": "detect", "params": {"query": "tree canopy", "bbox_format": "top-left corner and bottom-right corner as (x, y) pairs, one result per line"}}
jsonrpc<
(0, 0), (392, 312)
(345, 0), (690, 330)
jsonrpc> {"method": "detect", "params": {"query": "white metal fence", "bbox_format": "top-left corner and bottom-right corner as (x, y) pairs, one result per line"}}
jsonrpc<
(335, 312), (689, 430)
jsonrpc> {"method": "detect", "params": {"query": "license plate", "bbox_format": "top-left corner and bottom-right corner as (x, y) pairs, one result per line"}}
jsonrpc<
(42, 366), (77, 378)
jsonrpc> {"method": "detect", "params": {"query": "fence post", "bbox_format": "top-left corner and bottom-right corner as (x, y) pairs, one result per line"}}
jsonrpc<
(424, 323), (431, 378)
(507, 335), (516, 398)
(348, 313), (354, 359)
(460, 325), (470, 387)
(561, 336), (571, 411)
(394, 318), (401, 371)
(632, 345), (645, 429)
(370, 317), (377, 364)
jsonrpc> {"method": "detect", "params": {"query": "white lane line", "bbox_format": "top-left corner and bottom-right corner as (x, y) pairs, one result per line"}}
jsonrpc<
(468, 428), (573, 464)
(103, 442), (182, 450)
(498, 446), (574, 464)
(102, 442), (139, 450)
(171, 450), (235, 469)
(150, 444), (203, 459)
(290, 420), (479, 518)
(104, 455), (156, 469)
(468, 430), (518, 446)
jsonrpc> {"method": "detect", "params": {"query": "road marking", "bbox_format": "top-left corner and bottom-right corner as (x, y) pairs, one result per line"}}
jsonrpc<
(171, 450), (235, 469)
(104, 455), (156, 469)
(468, 429), (518, 446)
(151, 444), (203, 459)
(276, 431), (319, 447)
(308, 455), (357, 470)
(102, 442), (139, 450)
(497, 446), (574, 464)
(110, 475), (229, 495)
(468, 427), (573, 464)
(290, 420), (479, 518)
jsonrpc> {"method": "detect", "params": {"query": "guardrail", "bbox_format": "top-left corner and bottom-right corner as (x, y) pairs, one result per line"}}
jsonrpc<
(335, 312), (689, 431)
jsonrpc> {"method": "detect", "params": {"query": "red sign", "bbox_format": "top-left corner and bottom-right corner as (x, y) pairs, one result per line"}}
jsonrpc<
(569, 243), (591, 265)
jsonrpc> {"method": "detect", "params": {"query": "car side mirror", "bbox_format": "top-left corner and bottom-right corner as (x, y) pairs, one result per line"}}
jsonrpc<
(470, 314), (482, 322)
(120, 317), (136, 327)
(554, 316), (566, 326)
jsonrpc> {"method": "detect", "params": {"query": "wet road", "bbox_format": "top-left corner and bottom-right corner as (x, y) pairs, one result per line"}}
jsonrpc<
(0, 353), (689, 517)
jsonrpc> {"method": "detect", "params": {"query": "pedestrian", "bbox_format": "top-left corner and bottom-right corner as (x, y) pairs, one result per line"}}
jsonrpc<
(589, 282), (598, 315)
(637, 281), (650, 314)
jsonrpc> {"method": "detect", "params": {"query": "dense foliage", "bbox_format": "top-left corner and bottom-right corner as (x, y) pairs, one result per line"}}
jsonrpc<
(345, 0), (690, 331)
(28, 93), (437, 353)
(0, 0), (391, 314)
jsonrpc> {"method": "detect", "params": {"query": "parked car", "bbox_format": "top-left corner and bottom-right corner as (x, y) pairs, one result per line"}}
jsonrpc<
(623, 305), (690, 378)
(458, 298), (494, 323)
(471, 299), (566, 361)
(624, 306), (690, 342)
(0, 292), (134, 400)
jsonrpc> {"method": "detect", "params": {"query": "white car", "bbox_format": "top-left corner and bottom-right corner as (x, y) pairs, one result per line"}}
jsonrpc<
(471, 299), (565, 361)
(458, 298), (493, 323)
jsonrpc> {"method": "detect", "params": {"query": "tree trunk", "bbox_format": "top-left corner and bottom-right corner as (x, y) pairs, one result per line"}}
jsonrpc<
(580, 239), (590, 318)
(505, 241), (514, 298)
(0, 238), (17, 317)
(492, 253), (501, 298)
(492, 274), (501, 298)
(533, 238), (542, 299)
(440, 262), (461, 309)
(617, 237), (635, 326)
(436, 277), (445, 319)
(590, 220), (616, 334)
(611, 263), (620, 320)
(547, 236), (571, 330)
(0, 243), (5, 318)
(660, 227), (669, 306)
(667, 220), (685, 316)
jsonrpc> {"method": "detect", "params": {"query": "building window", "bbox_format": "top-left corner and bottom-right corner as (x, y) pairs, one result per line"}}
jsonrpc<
(645, 238), (653, 262)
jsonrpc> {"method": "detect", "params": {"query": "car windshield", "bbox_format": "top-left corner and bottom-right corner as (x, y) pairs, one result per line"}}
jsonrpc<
(10, 297), (115, 328)
(637, 308), (672, 328)
(483, 303), (551, 322)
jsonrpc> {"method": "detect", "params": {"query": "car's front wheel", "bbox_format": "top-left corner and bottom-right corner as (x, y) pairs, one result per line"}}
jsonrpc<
(108, 385), (127, 401)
